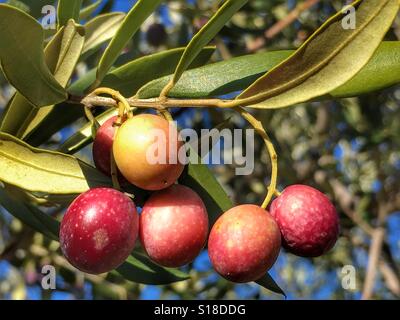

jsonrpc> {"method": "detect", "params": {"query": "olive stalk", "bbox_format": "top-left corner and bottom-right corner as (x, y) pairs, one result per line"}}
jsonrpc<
(233, 106), (278, 209)
(87, 88), (136, 191)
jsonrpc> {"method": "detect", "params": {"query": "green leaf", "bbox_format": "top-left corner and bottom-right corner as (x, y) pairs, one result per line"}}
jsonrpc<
(167, 0), (248, 88)
(137, 50), (292, 99)
(95, 0), (163, 86)
(1, 22), (83, 138)
(19, 21), (86, 140)
(25, 104), (85, 147)
(179, 147), (233, 227)
(57, 0), (83, 27)
(0, 186), (58, 240)
(236, 0), (400, 109)
(330, 41), (400, 98)
(15, 0), (52, 18)
(0, 94), (31, 135)
(69, 46), (214, 96)
(67, 67), (98, 95)
(137, 42), (400, 100)
(5, 183), (62, 238)
(103, 46), (215, 97)
(0, 132), (111, 195)
(256, 274), (286, 297)
(115, 252), (189, 285)
(79, 0), (103, 20)
(0, 93), (15, 125)
(6, 0), (29, 13)
(82, 12), (126, 59)
(0, 4), (67, 107)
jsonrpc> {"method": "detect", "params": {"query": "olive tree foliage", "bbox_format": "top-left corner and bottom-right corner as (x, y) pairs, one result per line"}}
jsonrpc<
(0, 0), (399, 299)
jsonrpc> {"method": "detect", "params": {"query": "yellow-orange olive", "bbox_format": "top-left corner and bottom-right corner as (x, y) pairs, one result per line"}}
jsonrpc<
(113, 114), (184, 190)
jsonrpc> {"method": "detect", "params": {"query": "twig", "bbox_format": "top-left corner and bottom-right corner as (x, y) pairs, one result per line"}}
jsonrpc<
(329, 179), (374, 236)
(214, 37), (233, 60)
(379, 261), (400, 297)
(247, 0), (321, 52)
(80, 95), (230, 109)
(361, 227), (385, 300)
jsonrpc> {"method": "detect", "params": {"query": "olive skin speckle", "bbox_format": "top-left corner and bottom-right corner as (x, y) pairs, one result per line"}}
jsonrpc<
(60, 188), (139, 274)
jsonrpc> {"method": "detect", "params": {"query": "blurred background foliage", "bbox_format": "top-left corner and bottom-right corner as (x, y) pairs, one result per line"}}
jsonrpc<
(0, 0), (400, 300)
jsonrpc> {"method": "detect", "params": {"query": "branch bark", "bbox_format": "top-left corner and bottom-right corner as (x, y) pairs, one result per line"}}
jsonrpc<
(361, 227), (385, 300)
(247, 0), (321, 52)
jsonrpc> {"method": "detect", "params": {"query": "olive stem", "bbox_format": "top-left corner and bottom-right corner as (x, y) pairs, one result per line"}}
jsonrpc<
(86, 88), (135, 192)
(83, 106), (100, 137)
(233, 106), (278, 209)
(90, 88), (133, 118)
(110, 131), (121, 192)
(159, 109), (174, 122)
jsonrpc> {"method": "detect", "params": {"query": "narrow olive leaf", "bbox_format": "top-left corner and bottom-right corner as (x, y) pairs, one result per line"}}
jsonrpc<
(102, 46), (215, 96)
(0, 187), (58, 240)
(0, 4), (67, 107)
(3, 183), (61, 238)
(5, 0), (30, 13)
(179, 147), (233, 227)
(26, 104), (85, 147)
(0, 97), (36, 138)
(59, 108), (117, 154)
(0, 93), (15, 125)
(14, 0), (51, 19)
(79, 0), (103, 20)
(81, 12), (126, 59)
(115, 252), (189, 285)
(0, 21), (70, 136)
(329, 41), (400, 98)
(20, 21), (86, 140)
(137, 50), (292, 99)
(236, 0), (400, 109)
(28, 206), (60, 239)
(69, 46), (214, 96)
(0, 132), (112, 194)
(95, 0), (163, 86)
(67, 67), (98, 95)
(137, 42), (400, 100)
(167, 0), (248, 89)
(256, 274), (286, 297)
(57, 0), (83, 27)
